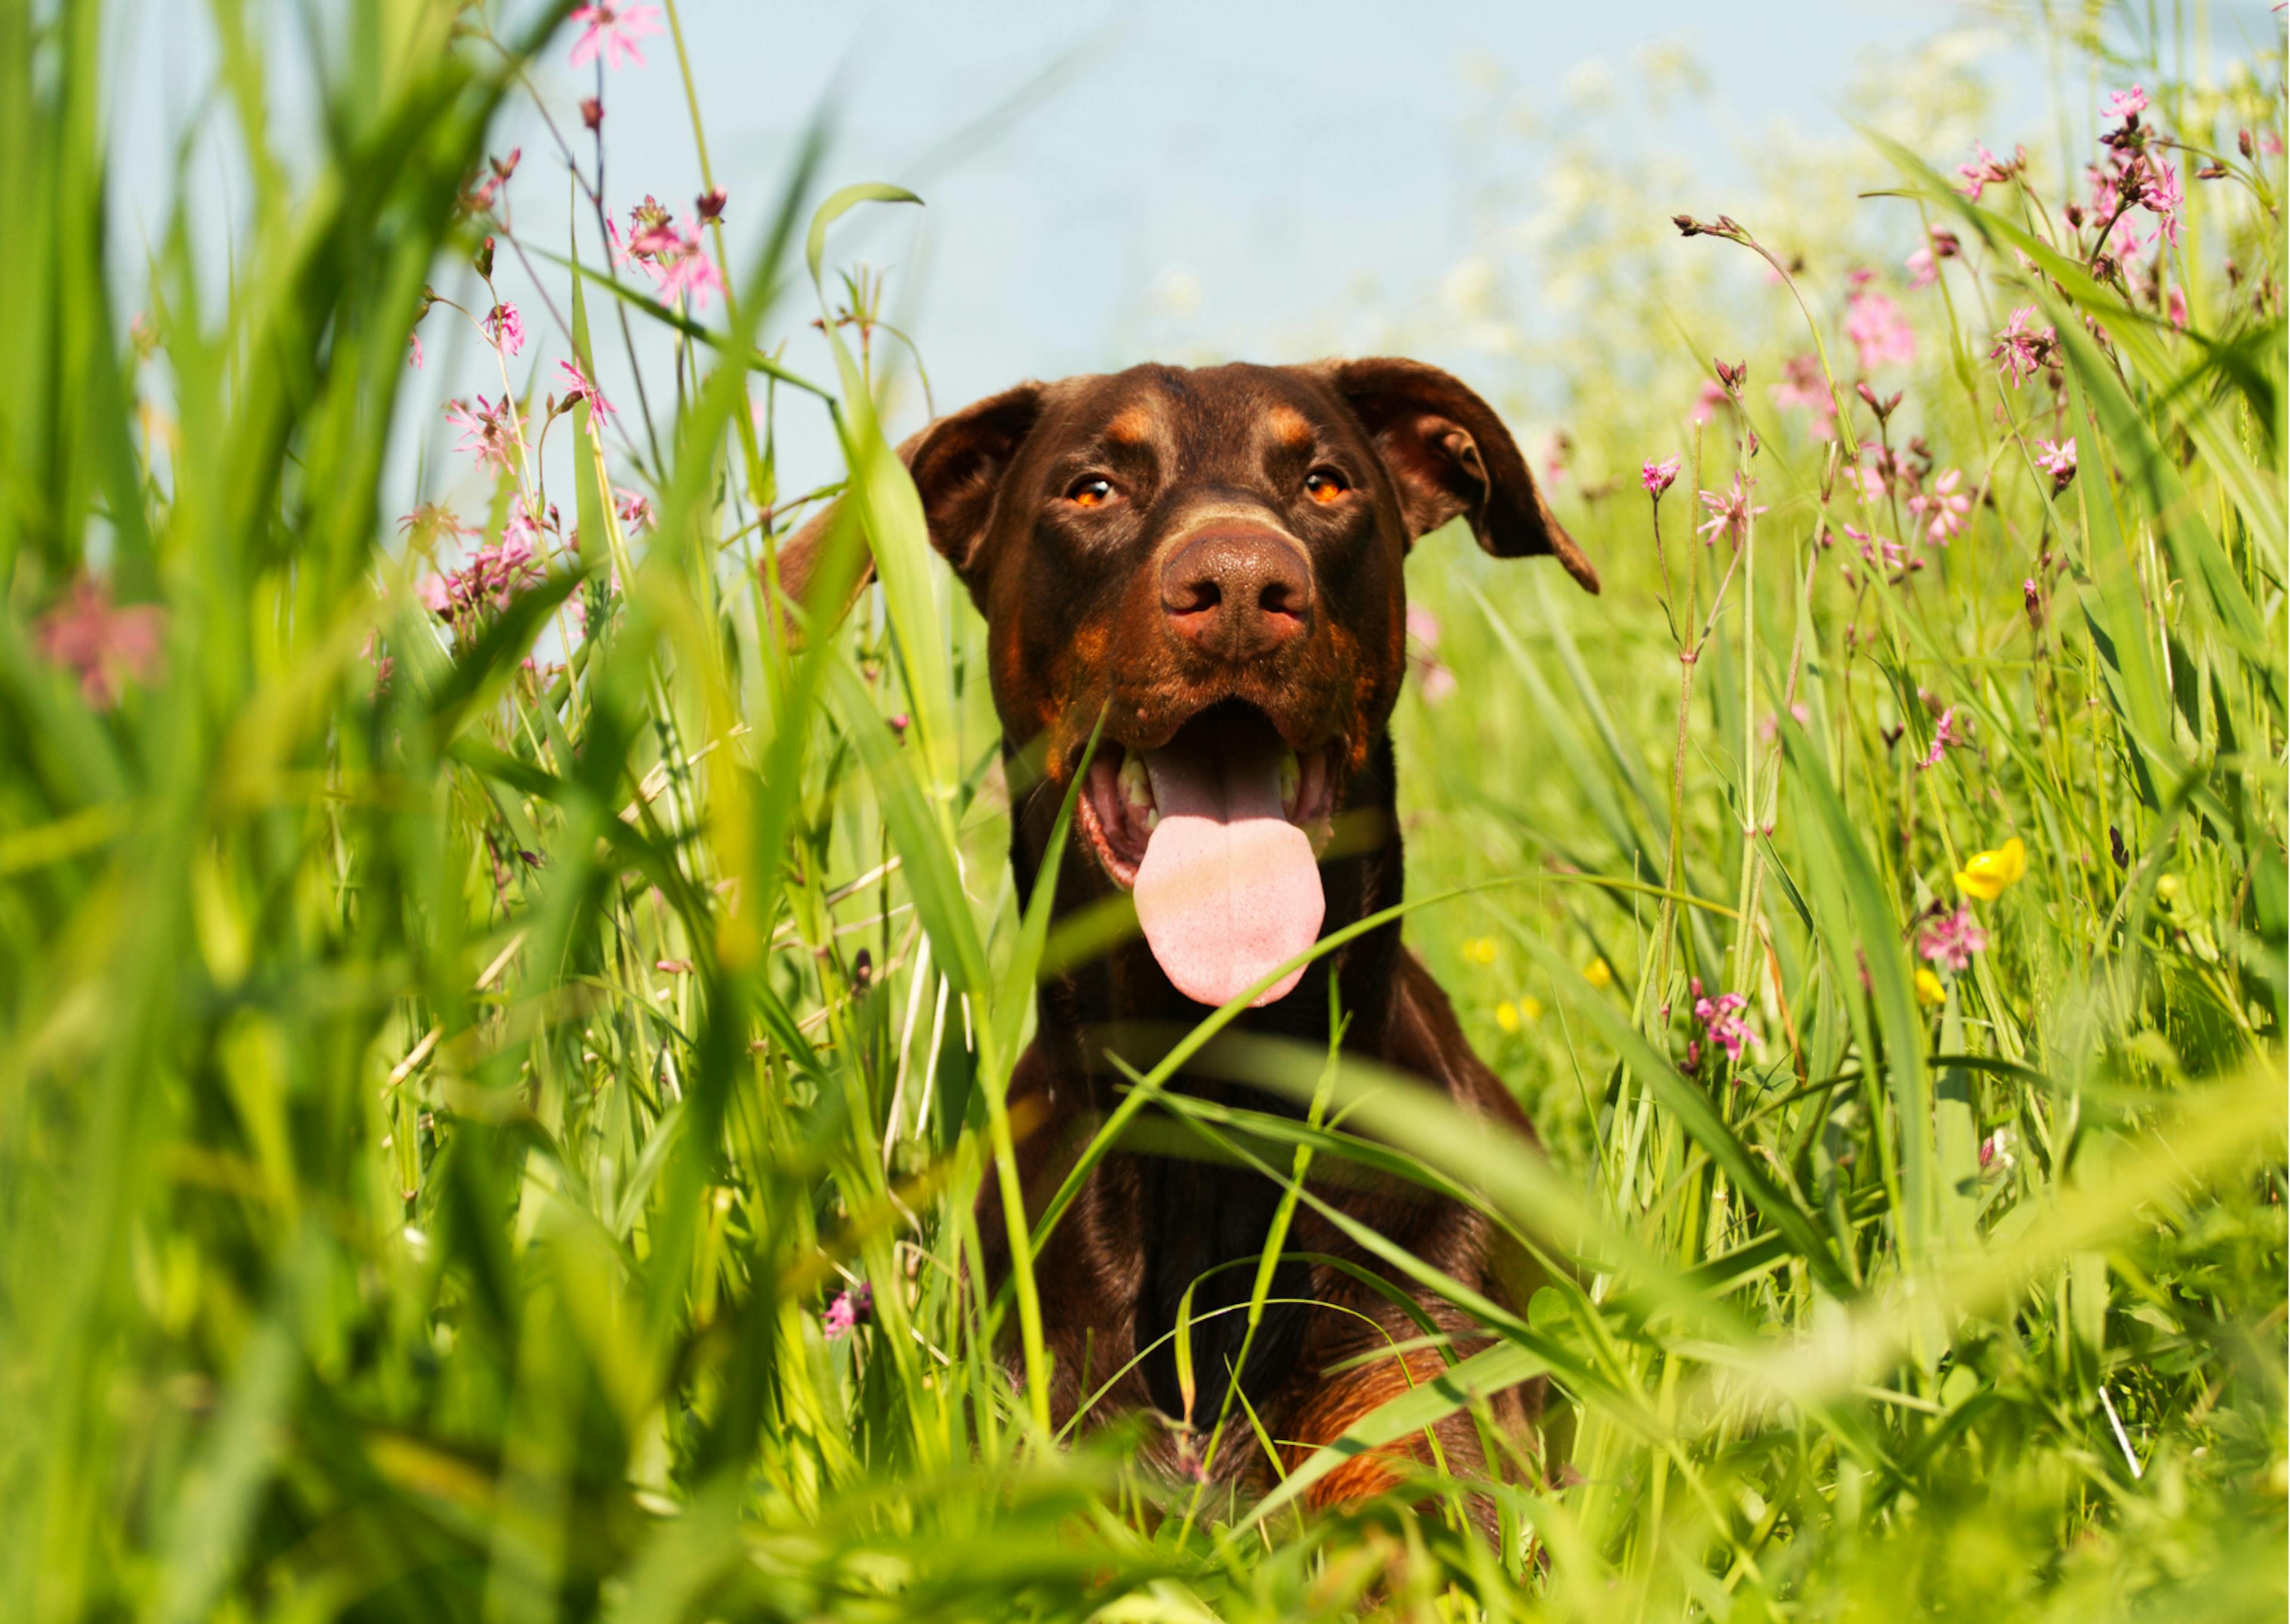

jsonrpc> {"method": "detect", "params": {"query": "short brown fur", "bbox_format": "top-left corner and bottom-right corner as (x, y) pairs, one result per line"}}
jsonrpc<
(779, 358), (1595, 1529)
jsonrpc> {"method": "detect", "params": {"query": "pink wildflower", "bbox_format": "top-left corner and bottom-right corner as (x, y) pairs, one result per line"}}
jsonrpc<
(1917, 706), (1965, 770)
(407, 331), (423, 370)
(615, 487), (655, 531)
(2167, 286), (2188, 328)
(398, 503), (478, 545)
(1988, 306), (2056, 389)
(361, 630), (394, 696)
(1641, 456), (1680, 498)
(568, 3), (663, 71)
(1844, 290), (1915, 371)
(1905, 227), (1960, 290)
(1689, 379), (1727, 425)
(2034, 438), (2077, 491)
(1689, 977), (1756, 1066)
(1919, 905), (1989, 972)
(35, 577), (166, 709)
(418, 537), (545, 633)
(1769, 353), (1836, 435)
(482, 301), (524, 358)
(614, 198), (724, 309)
(1696, 474), (1767, 550)
(1909, 467), (1972, 546)
(1954, 142), (2020, 200)
(823, 1282), (874, 1340)
(2104, 85), (2150, 121)
(505, 497), (561, 553)
(445, 395), (521, 475)
(1843, 523), (1913, 576)
(1405, 604), (1456, 705)
(2140, 159), (2185, 247)
(2106, 207), (2152, 263)
(557, 358), (615, 422)
(1760, 702), (1812, 743)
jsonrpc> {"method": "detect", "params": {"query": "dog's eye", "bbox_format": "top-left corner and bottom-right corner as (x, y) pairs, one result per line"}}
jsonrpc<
(1067, 475), (1116, 508)
(1304, 468), (1348, 504)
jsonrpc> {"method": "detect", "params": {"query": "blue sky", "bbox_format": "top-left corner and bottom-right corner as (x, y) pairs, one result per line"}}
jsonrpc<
(104, 0), (2282, 515)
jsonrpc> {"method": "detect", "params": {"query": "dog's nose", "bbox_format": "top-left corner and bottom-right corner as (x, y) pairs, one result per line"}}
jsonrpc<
(1159, 528), (1313, 661)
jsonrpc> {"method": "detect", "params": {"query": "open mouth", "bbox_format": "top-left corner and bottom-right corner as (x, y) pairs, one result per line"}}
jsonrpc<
(1074, 702), (1338, 1009)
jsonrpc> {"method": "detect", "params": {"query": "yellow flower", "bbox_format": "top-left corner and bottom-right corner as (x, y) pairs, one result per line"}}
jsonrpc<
(1584, 957), (1614, 988)
(1494, 996), (1542, 1034)
(1462, 936), (1498, 966)
(1915, 967), (1946, 1007)
(1955, 836), (2028, 900)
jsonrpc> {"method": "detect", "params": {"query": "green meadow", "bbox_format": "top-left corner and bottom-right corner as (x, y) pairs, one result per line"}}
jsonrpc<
(0, 3), (2282, 1619)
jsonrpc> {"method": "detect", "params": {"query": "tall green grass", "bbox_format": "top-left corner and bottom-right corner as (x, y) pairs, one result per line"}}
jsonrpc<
(0, 3), (2281, 1620)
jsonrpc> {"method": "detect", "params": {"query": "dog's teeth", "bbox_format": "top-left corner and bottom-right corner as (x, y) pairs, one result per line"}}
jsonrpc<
(1144, 807), (1159, 832)
(1278, 751), (1301, 815)
(1118, 753), (1155, 812)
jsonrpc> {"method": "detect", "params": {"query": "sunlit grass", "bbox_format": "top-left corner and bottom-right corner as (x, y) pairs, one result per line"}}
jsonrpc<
(0, 4), (2282, 1620)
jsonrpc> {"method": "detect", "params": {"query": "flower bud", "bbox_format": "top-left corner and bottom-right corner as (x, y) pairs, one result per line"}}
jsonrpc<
(580, 96), (604, 131)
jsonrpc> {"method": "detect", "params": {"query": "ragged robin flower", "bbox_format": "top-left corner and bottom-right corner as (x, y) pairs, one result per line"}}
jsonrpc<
(1696, 473), (1766, 549)
(569, 3), (664, 71)
(1988, 307), (2056, 389)
(36, 577), (166, 709)
(1919, 904), (1990, 972)
(823, 1282), (874, 1340)
(444, 394), (521, 475)
(1843, 288), (1915, 371)
(1690, 977), (1756, 1065)
(481, 301), (524, 358)
(1916, 706), (1964, 770)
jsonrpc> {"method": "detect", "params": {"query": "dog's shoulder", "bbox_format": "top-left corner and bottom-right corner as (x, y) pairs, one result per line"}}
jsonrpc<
(1385, 945), (1535, 1139)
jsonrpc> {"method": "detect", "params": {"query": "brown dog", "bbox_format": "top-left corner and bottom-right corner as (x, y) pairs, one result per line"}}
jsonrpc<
(791, 358), (1596, 1514)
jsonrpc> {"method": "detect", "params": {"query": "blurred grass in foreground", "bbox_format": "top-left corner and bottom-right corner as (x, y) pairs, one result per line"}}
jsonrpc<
(0, 2), (2282, 1620)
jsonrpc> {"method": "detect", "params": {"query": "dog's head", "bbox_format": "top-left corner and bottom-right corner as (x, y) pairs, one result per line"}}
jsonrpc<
(792, 359), (1596, 1014)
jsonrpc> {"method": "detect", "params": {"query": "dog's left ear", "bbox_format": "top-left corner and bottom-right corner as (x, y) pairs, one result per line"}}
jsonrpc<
(1315, 356), (1599, 594)
(772, 380), (1048, 623)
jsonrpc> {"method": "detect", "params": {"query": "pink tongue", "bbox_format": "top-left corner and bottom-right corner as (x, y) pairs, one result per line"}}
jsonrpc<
(1132, 734), (1325, 1008)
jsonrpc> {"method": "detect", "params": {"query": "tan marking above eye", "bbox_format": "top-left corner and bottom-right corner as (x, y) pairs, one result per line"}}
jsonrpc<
(1104, 405), (1155, 444)
(1267, 405), (1314, 447)
(1304, 467), (1348, 503)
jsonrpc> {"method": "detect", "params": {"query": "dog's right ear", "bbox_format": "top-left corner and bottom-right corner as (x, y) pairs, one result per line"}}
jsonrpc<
(771, 381), (1047, 624)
